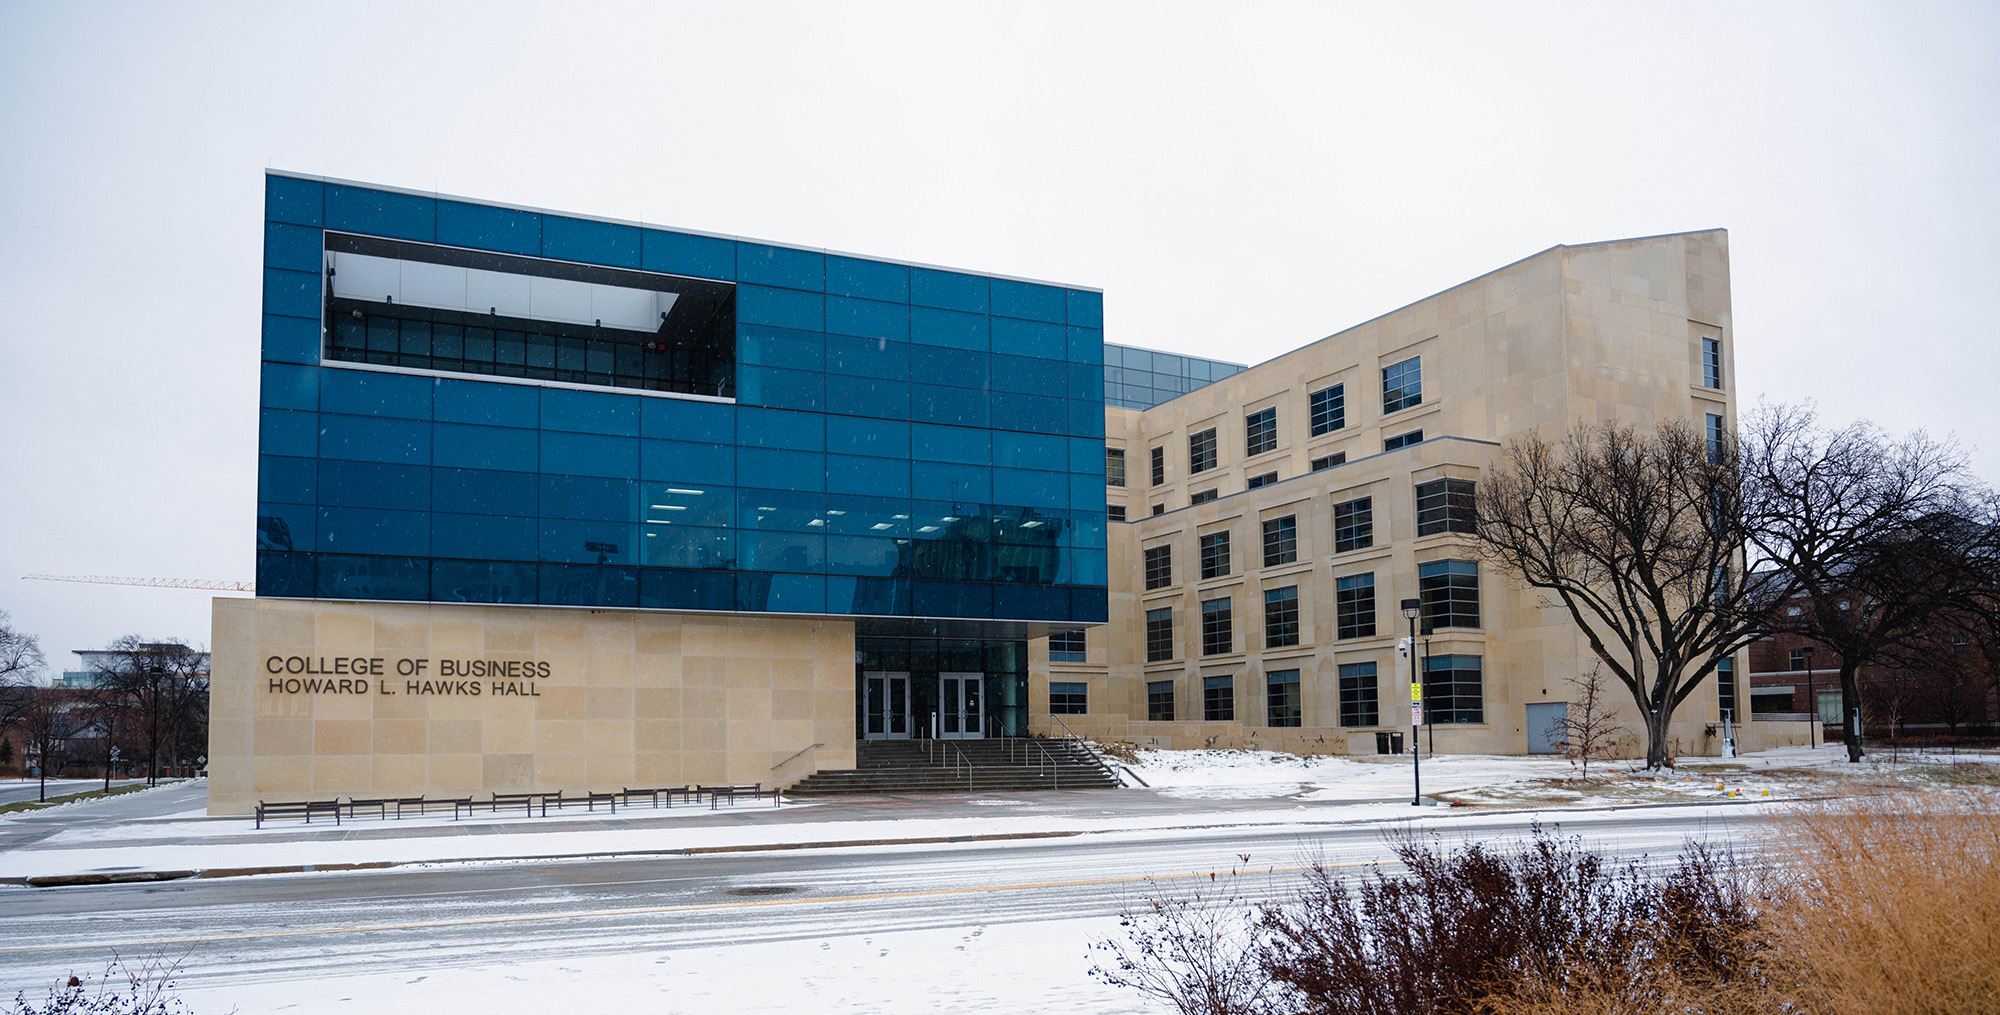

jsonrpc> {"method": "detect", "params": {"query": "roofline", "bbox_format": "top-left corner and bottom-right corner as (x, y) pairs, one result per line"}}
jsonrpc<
(1236, 227), (1730, 374)
(265, 169), (1104, 294)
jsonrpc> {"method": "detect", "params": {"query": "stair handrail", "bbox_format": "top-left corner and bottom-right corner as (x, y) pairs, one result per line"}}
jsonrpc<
(1027, 738), (1058, 789)
(939, 739), (971, 790)
(1047, 714), (1123, 787)
(771, 742), (825, 772)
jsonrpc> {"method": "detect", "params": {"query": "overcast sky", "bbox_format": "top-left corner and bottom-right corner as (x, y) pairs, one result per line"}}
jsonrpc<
(1, 2), (1995, 668)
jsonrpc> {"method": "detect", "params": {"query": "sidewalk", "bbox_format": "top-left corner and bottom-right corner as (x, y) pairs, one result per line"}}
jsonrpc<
(0, 768), (1785, 885)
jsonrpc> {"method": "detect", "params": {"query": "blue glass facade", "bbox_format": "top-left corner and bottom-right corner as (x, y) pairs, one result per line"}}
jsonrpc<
(1102, 342), (1245, 410)
(257, 173), (1108, 624)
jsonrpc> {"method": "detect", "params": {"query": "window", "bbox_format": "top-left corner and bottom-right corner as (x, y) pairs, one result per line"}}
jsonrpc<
(1049, 682), (1087, 715)
(1108, 505), (1127, 522)
(1419, 560), (1480, 632)
(1382, 356), (1422, 413)
(1339, 662), (1379, 727)
(1145, 608), (1174, 662)
(1151, 503), (1166, 516)
(1702, 337), (1722, 389)
(1311, 452), (1346, 472)
(1334, 497), (1373, 552)
(1049, 630), (1086, 663)
(1189, 428), (1218, 474)
(1415, 478), (1477, 536)
(1147, 680), (1176, 721)
(1247, 471), (1278, 489)
(1706, 414), (1725, 462)
(322, 234), (737, 398)
(1310, 384), (1346, 435)
(1336, 573), (1376, 639)
(1384, 429), (1424, 451)
(1266, 669), (1302, 727)
(1262, 516), (1297, 567)
(1716, 658), (1736, 720)
(1106, 448), (1126, 487)
(1143, 545), (1173, 589)
(1422, 654), (1484, 724)
(1150, 446), (1166, 486)
(1203, 675), (1235, 721)
(1789, 648), (1808, 670)
(1190, 488), (1218, 505)
(1245, 407), (1278, 456)
(1201, 597), (1233, 656)
(1200, 531), (1232, 579)
(1265, 586), (1300, 647)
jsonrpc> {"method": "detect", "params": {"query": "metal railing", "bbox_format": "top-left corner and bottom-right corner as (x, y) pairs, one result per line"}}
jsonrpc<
(928, 738), (971, 788)
(1047, 714), (1123, 787)
(771, 742), (824, 772)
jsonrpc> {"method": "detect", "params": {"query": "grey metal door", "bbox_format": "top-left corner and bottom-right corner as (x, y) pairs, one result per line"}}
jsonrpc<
(1526, 702), (1567, 754)
(939, 672), (984, 739)
(863, 671), (911, 740)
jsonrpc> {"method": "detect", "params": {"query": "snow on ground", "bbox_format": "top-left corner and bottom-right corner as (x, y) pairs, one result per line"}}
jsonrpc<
(154, 915), (1144, 1015)
(1125, 742), (2000, 809)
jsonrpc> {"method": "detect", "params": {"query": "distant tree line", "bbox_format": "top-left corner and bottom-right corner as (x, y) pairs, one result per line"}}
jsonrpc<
(0, 616), (210, 800)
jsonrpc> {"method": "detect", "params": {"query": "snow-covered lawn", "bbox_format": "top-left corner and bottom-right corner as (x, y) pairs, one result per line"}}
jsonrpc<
(1123, 743), (2000, 808)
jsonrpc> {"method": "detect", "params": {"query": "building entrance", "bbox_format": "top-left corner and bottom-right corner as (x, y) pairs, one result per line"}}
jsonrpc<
(863, 671), (913, 740)
(939, 672), (985, 739)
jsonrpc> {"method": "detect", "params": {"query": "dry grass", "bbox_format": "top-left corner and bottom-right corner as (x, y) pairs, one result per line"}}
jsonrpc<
(1484, 790), (2000, 1015)
(1766, 791), (2000, 1015)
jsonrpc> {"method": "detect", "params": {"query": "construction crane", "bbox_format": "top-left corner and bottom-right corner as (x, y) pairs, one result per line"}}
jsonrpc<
(22, 574), (254, 593)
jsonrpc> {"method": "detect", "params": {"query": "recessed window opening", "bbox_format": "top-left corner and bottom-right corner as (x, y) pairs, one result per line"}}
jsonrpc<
(323, 233), (736, 398)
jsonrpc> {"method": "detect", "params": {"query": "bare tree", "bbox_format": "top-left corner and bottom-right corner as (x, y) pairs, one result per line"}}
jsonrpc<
(1741, 403), (1989, 762)
(1550, 666), (1628, 778)
(16, 687), (75, 802)
(88, 638), (209, 786)
(0, 610), (48, 731)
(1477, 420), (1762, 769)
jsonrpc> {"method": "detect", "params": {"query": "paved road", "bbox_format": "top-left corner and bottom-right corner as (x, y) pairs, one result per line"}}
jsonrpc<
(0, 805), (1765, 998)
(0, 779), (142, 807)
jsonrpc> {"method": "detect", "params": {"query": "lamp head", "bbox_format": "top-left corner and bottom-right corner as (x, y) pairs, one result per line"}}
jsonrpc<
(1400, 598), (1421, 620)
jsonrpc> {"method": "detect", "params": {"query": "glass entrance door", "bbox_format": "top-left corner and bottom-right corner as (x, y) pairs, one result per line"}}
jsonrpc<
(863, 671), (912, 740)
(939, 672), (985, 739)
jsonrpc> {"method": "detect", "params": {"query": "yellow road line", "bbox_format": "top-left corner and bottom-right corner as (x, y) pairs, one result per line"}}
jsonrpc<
(0, 860), (1377, 955)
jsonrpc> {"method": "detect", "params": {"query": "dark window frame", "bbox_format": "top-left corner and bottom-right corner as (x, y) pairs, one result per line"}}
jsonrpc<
(1336, 572), (1376, 639)
(1384, 429), (1424, 451)
(1264, 585), (1300, 648)
(1199, 530), (1232, 579)
(1309, 384), (1346, 436)
(1203, 675), (1235, 721)
(1143, 544), (1173, 590)
(1145, 607), (1174, 662)
(1333, 496), (1373, 552)
(1339, 661), (1379, 727)
(1415, 478), (1477, 536)
(1150, 446), (1166, 485)
(1422, 654), (1484, 724)
(1106, 448), (1126, 487)
(1311, 452), (1346, 472)
(1418, 559), (1480, 633)
(1246, 471), (1278, 489)
(1189, 428), (1218, 474)
(1261, 515), (1297, 567)
(1266, 669), (1302, 727)
(1245, 407), (1278, 456)
(1382, 356), (1422, 413)
(1201, 597), (1233, 656)
(1049, 630), (1086, 663)
(1049, 681), (1088, 715)
(1702, 337), (1722, 389)
(1147, 680), (1176, 721)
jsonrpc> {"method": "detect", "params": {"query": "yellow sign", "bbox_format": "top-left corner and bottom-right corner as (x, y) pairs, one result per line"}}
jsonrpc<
(1410, 682), (1422, 703)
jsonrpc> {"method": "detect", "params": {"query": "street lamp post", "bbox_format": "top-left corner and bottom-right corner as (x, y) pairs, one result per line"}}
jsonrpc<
(1402, 598), (1423, 807)
(1802, 646), (1817, 749)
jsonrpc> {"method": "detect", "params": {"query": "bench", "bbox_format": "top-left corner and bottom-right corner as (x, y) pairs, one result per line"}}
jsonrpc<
(341, 796), (426, 820)
(254, 799), (343, 829)
(699, 783), (782, 808)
